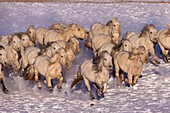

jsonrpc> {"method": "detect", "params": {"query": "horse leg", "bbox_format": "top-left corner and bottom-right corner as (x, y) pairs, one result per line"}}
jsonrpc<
(56, 73), (63, 89)
(83, 76), (94, 100)
(0, 78), (9, 94)
(103, 83), (107, 93)
(34, 69), (42, 89)
(127, 73), (133, 86)
(115, 67), (121, 88)
(158, 42), (169, 63)
(119, 70), (124, 84)
(133, 75), (140, 86)
(46, 76), (53, 91)
(150, 47), (160, 64)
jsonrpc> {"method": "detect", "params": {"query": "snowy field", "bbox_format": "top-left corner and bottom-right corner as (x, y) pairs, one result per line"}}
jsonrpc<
(0, 2), (170, 113)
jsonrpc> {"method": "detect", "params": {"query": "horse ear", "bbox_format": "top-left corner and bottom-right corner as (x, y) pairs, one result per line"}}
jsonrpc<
(111, 17), (118, 23)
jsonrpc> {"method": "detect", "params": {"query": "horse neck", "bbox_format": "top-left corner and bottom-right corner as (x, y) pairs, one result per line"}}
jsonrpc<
(103, 26), (110, 34)
(65, 44), (74, 55)
(8, 44), (17, 54)
(95, 61), (110, 83)
(62, 28), (74, 42)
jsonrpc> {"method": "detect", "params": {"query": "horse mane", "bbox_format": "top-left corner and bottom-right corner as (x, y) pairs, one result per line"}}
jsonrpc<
(92, 51), (108, 73)
(0, 45), (5, 50)
(139, 24), (155, 38)
(65, 41), (72, 52)
(8, 32), (22, 45)
(106, 21), (112, 26)
(27, 25), (35, 31)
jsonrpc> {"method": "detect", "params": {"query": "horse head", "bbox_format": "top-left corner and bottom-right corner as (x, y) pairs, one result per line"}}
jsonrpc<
(69, 23), (88, 40)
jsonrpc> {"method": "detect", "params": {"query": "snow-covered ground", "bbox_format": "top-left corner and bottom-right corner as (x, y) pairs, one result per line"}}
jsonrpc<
(0, 2), (170, 113)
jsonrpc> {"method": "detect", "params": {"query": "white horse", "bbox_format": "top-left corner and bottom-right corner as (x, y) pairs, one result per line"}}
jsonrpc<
(0, 45), (9, 94)
(123, 24), (159, 64)
(34, 49), (68, 91)
(157, 24), (170, 62)
(97, 39), (132, 57)
(4, 33), (21, 73)
(114, 46), (149, 88)
(71, 51), (113, 99)
(44, 24), (88, 45)
(21, 41), (62, 75)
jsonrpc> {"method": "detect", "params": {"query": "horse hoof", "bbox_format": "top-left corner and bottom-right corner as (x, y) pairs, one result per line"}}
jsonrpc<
(38, 87), (42, 89)
(3, 89), (9, 94)
(155, 60), (160, 64)
(91, 96), (95, 100)
(164, 57), (169, 63)
(117, 85), (121, 88)
(49, 87), (53, 92)
(57, 85), (62, 89)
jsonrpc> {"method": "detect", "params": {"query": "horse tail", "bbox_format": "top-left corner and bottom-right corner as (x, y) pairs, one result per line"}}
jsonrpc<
(70, 66), (83, 88)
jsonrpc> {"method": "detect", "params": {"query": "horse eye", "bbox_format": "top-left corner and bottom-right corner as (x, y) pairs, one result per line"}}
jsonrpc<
(113, 24), (116, 27)
(141, 53), (143, 55)
(125, 45), (127, 47)
(150, 32), (153, 34)
(53, 47), (56, 49)
(61, 56), (63, 58)
(13, 41), (16, 43)
(104, 58), (107, 61)
(0, 53), (2, 56)
(29, 31), (31, 34)
(72, 42), (75, 44)
(78, 29), (80, 31)
(23, 39), (25, 41)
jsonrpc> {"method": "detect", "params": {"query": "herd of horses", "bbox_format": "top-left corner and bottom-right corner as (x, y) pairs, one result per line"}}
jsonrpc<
(0, 17), (170, 100)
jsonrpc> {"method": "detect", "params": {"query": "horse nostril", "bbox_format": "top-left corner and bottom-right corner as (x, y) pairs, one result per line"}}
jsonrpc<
(109, 65), (112, 68)
(86, 31), (89, 34)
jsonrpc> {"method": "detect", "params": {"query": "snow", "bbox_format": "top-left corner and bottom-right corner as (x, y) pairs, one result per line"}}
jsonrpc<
(0, 2), (170, 113)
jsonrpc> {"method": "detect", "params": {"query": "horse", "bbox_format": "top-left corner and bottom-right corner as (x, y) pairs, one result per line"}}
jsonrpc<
(49, 23), (68, 33)
(90, 17), (120, 39)
(92, 29), (120, 56)
(65, 38), (80, 68)
(84, 18), (120, 49)
(26, 25), (36, 46)
(36, 27), (49, 46)
(44, 23), (88, 45)
(114, 46), (149, 88)
(123, 24), (160, 64)
(4, 33), (22, 73)
(71, 51), (113, 100)
(0, 35), (12, 44)
(97, 39), (132, 58)
(157, 24), (170, 62)
(20, 41), (62, 75)
(33, 48), (69, 91)
(0, 45), (9, 94)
